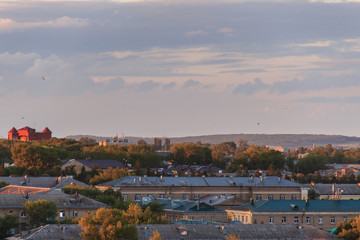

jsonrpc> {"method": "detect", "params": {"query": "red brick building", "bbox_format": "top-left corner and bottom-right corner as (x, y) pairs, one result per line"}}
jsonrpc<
(8, 126), (52, 141)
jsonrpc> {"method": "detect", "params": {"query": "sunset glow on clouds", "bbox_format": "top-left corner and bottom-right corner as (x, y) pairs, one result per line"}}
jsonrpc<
(1, 0), (360, 138)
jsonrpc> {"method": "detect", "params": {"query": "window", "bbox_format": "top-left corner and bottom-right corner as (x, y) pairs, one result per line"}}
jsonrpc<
(231, 194), (236, 197)
(318, 217), (323, 224)
(159, 194), (165, 199)
(246, 216), (248, 223)
(291, 194), (297, 200)
(280, 194), (285, 200)
(20, 211), (26, 218)
(8, 210), (13, 214)
(268, 194), (273, 200)
(59, 211), (65, 218)
(294, 216), (298, 224)
(256, 194), (262, 200)
(182, 194), (189, 200)
(148, 194), (153, 198)
(73, 211), (78, 217)
(269, 217), (274, 224)
(343, 217), (347, 222)
(194, 194), (199, 200)
(242, 216), (244, 222)
(306, 217), (311, 224)
(123, 194), (128, 201)
(135, 194), (141, 201)
(282, 217), (286, 224)
(331, 217), (335, 225)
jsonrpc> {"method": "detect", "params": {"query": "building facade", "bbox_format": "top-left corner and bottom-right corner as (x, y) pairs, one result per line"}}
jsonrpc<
(227, 199), (360, 230)
(8, 126), (52, 141)
(98, 176), (308, 204)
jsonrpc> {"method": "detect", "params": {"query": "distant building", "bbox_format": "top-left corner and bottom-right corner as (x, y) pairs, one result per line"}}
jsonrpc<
(8, 126), (51, 141)
(99, 134), (129, 146)
(164, 137), (170, 151)
(154, 138), (162, 150)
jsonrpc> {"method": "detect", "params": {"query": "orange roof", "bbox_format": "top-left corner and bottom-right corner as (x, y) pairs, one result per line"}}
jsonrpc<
(0, 185), (51, 194)
(8, 127), (17, 133)
(42, 127), (52, 133)
(18, 126), (34, 131)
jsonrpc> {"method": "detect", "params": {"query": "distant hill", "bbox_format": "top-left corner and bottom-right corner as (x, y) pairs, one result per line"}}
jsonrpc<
(66, 133), (360, 149)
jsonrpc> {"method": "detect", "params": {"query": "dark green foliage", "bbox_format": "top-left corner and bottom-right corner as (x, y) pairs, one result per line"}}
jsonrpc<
(308, 189), (320, 199)
(23, 200), (58, 228)
(0, 214), (18, 239)
(62, 185), (129, 210)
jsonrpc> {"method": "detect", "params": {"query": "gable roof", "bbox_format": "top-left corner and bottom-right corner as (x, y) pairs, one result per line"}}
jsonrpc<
(0, 176), (88, 189)
(307, 183), (360, 196)
(0, 190), (108, 209)
(64, 159), (130, 169)
(99, 176), (300, 188)
(42, 127), (52, 133)
(151, 198), (225, 213)
(136, 224), (337, 240)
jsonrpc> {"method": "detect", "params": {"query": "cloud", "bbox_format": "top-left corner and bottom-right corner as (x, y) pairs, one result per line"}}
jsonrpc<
(185, 30), (208, 36)
(296, 96), (360, 103)
(182, 79), (200, 88)
(293, 40), (335, 48)
(218, 27), (235, 34)
(232, 78), (268, 95)
(136, 80), (161, 92)
(162, 81), (176, 90)
(0, 16), (88, 32)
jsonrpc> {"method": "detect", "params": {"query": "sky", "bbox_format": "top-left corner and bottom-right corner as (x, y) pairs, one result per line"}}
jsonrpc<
(1, 0), (360, 138)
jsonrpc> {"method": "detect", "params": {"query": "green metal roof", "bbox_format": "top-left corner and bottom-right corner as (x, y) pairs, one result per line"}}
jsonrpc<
(233, 199), (360, 212)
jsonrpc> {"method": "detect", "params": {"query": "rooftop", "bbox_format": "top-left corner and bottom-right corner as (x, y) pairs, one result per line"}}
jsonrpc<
(99, 176), (300, 188)
(136, 224), (336, 239)
(232, 199), (360, 212)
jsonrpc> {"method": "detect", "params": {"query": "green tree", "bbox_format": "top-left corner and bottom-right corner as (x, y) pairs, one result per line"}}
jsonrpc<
(23, 199), (57, 228)
(11, 144), (60, 175)
(0, 214), (18, 239)
(308, 189), (320, 199)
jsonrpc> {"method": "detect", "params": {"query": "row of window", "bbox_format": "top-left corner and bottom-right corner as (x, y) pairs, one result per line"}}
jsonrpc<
(8, 210), (79, 218)
(127, 193), (293, 201)
(128, 194), (202, 201)
(270, 216), (347, 225)
(256, 194), (297, 200)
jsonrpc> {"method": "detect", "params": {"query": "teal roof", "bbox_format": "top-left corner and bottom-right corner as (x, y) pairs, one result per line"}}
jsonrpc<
(233, 199), (360, 212)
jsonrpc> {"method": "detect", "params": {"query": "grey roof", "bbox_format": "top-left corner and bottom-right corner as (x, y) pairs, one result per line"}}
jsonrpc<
(0, 176), (87, 189)
(137, 224), (336, 240)
(150, 198), (226, 213)
(8, 224), (82, 240)
(0, 190), (108, 209)
(63, 159), (131, 169)
(306, 183), (360, 196)
(99, 176), (300, 188)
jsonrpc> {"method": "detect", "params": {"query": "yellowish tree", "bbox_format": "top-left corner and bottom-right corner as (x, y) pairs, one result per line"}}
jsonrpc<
(150, 230), (162, 240)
